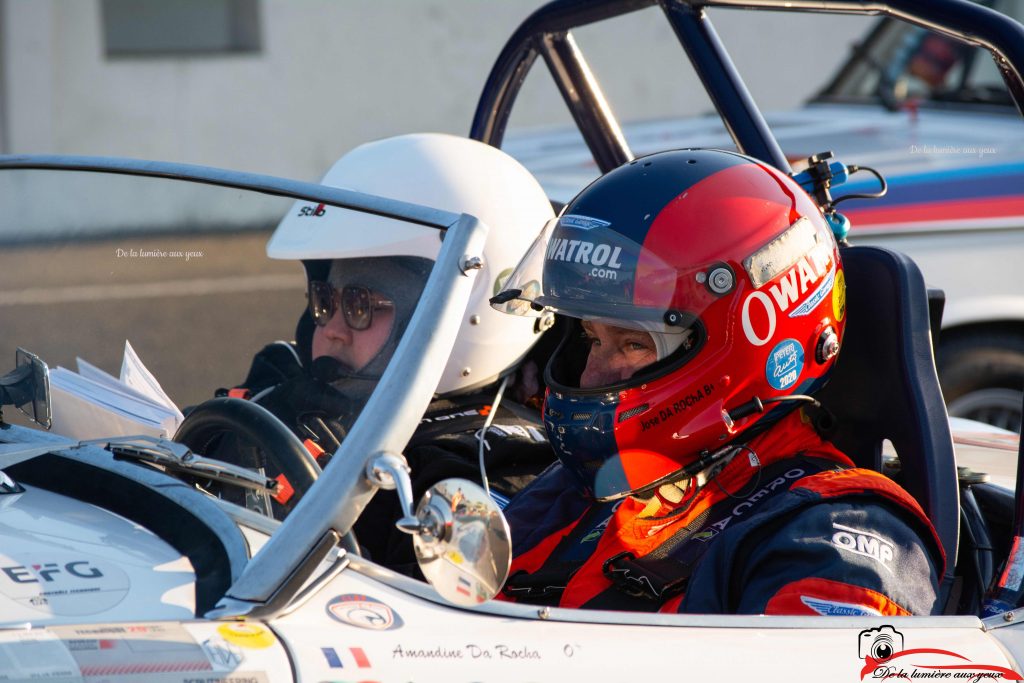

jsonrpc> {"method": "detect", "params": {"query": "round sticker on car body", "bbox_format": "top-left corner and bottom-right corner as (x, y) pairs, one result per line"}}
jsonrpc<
(325, 594), (404, 631)
(216, 622), (275, 649)
(0, 551), (131, 616)
(766, 338), (804, 390)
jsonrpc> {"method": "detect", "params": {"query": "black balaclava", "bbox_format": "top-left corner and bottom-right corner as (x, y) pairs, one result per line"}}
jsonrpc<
(299, 255), (433, 404)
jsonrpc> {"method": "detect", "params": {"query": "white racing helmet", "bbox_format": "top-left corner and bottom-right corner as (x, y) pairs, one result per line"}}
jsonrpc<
(267, 133), (555, 395)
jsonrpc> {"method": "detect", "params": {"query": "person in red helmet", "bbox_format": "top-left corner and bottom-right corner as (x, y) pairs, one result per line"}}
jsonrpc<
(490, 148), (944, 615)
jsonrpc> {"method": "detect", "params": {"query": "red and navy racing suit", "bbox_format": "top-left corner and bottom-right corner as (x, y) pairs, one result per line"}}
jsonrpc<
(500, 410), (944, 615)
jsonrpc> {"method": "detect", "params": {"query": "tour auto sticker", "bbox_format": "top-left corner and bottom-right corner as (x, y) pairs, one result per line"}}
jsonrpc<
(325, 594), (404, 630)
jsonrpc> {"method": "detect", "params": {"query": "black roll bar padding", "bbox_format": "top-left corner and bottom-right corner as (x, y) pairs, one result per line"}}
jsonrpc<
(538, 32), (634, 171)
(470, 0), (657, 156)
(660, 2), (791, 173)
(472, 0), (1024, 174)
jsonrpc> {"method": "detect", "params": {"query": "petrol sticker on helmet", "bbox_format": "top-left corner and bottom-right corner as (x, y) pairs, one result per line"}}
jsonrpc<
(766, 338), (804, 390)
(559, 214), (611, 231)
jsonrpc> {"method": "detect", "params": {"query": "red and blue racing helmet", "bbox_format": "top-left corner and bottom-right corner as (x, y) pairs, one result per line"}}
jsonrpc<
(492, 149), (846, 500)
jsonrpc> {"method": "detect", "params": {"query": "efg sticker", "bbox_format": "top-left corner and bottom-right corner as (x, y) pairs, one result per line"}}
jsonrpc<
(833, 269), (846, 321)
(0, 551), (131, 616)
(766, 338), (804, 390)
(325, 594), (404, 631)
(216, 622), (275, 649)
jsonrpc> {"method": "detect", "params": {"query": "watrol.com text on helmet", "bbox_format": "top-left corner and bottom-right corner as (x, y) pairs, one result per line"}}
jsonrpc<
(546, 238), (623, 280)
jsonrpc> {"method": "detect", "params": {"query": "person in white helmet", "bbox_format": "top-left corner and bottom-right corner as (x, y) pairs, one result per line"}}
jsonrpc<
(215, 133), (557, 571)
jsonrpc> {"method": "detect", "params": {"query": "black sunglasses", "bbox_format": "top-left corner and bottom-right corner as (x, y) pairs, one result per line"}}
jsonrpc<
(308, 281), (394, 331)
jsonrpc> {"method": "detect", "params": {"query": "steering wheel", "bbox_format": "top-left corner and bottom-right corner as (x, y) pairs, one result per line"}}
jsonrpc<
(175, 397), (361, 555)
(175, 397), (320, 508)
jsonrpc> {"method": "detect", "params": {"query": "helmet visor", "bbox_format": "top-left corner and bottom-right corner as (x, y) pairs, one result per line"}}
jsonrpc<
(491, 215), (701, 335)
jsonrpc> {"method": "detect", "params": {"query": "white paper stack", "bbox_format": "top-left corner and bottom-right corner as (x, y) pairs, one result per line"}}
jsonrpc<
(48, 341), (184, 440)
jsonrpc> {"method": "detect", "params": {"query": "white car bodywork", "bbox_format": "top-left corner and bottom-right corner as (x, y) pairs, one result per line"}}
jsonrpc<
(0, 448), (1019, 683)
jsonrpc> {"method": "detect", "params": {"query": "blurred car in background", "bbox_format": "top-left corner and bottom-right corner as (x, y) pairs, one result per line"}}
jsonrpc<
(506, 0), (1024, 430)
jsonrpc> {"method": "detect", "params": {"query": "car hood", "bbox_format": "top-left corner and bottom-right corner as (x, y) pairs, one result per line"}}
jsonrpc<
(0, 483), (196, 626)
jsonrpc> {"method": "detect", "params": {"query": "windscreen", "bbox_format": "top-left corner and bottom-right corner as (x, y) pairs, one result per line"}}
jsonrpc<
(0, 168), (430, 515)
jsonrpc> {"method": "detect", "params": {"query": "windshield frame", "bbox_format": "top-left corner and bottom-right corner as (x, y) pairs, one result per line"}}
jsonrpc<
(0, 153), (491, 619)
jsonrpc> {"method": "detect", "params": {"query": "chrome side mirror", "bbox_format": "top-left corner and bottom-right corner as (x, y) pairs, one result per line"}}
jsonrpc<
(366, 454), (512, 605)
(413, 478), (511, 606)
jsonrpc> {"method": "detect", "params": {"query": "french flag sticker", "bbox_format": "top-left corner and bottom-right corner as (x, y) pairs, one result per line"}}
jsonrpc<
(321, 647), (343, 668)
(321, 647), (371, 669)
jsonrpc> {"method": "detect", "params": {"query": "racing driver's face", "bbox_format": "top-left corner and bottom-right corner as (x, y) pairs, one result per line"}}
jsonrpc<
(311, 288), (395, 372)
(579, 320), (657, 389)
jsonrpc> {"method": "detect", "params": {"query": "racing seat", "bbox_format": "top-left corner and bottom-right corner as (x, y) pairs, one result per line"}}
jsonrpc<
(815, 245), (959, 600)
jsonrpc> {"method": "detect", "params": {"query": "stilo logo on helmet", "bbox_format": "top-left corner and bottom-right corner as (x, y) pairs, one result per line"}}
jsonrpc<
(496, 149), (847, 500)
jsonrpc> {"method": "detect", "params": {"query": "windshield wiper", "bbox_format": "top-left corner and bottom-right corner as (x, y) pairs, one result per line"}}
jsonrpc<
(102, 435), (277, 491)
(0, 434), (276, 492)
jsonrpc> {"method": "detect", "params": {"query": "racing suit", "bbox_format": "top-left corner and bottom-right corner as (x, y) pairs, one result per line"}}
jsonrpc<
(500, 410), (944, 615)
(219, 341), (554, 572)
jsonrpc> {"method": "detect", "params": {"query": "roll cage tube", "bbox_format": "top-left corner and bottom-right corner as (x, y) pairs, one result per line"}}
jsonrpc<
(471, 0), (1024, 174)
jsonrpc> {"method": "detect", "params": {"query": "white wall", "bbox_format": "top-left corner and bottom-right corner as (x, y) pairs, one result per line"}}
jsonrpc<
(2, 0), (871, 182)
